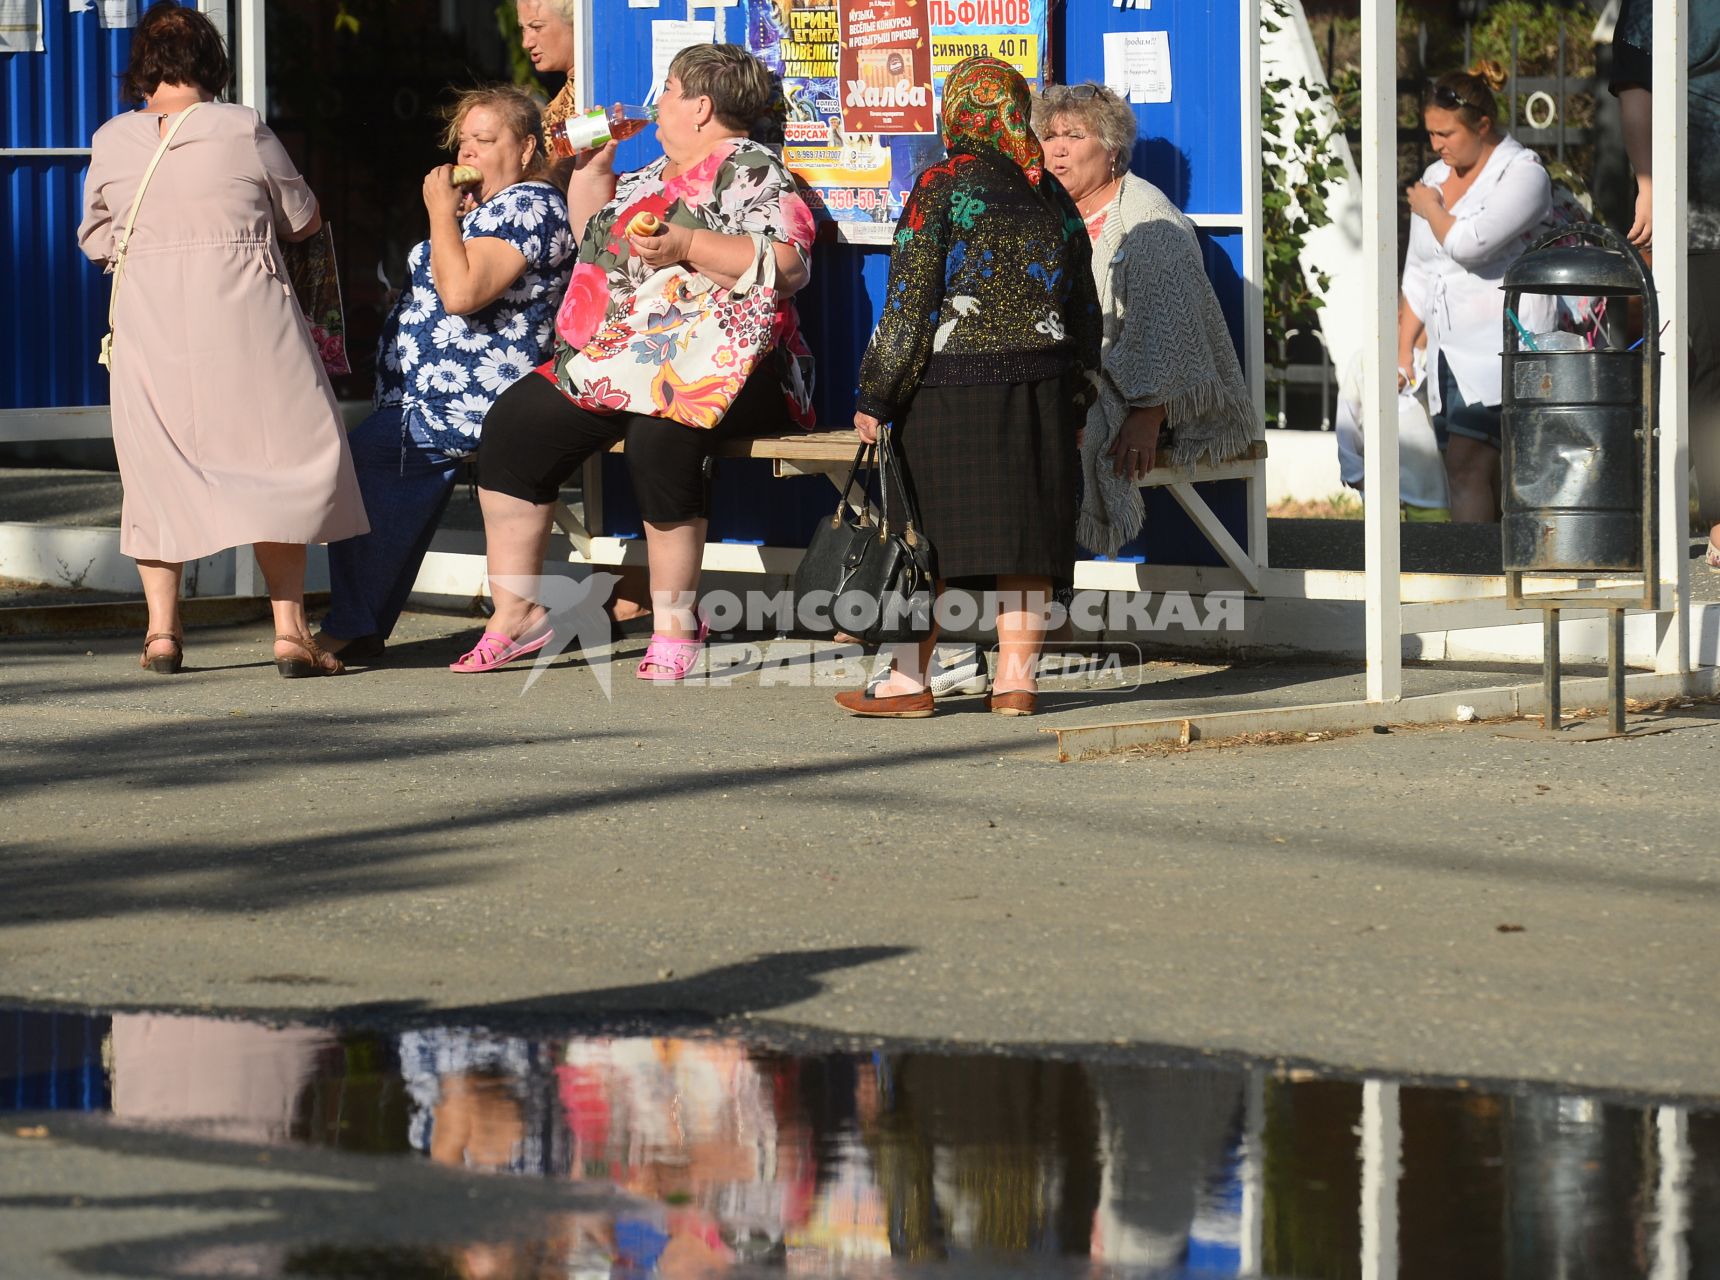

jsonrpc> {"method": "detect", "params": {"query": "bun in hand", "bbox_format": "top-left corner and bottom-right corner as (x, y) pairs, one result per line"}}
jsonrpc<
(626, 211), (663, 237)
(450, 165), (483, 187)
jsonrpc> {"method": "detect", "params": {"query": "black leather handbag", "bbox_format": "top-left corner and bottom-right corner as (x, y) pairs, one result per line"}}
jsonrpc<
(792, 431), (937, 644)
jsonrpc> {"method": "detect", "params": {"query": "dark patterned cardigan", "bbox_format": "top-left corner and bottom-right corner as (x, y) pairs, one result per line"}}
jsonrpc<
(854, 145), (1101, 423)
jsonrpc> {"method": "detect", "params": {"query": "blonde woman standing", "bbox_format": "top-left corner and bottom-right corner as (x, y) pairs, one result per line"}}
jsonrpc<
(517, 0), (580, 175)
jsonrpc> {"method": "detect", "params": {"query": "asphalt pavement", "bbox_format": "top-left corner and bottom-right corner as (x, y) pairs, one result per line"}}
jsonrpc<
(2, 610), (1717, 1102)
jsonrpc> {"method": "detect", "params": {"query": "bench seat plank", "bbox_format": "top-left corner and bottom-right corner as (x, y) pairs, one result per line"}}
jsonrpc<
(606, 431), (1268, 470)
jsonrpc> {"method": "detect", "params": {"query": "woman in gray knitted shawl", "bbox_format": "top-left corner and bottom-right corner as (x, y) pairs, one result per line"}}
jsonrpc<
(1034, 84), (1256, 556)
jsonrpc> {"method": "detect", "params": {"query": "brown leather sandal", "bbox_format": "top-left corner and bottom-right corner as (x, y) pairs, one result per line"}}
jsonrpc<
(274, 633), (343, 679)
(988, 690), (1037, 717)
(140, 632), (182, 675)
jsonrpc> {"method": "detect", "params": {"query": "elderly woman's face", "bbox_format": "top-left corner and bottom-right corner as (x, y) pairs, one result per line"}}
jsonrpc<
(456, 105), (530, 202)
(1039, 112), (1117, 205)
(517, 0), (575, 74)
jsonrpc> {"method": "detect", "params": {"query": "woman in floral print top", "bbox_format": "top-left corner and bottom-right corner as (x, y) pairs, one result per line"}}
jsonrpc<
(463, 44), (815, 680)
(548, 129), (816, 430)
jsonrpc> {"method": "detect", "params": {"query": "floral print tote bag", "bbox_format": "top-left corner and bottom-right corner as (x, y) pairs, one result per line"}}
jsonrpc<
(554, 233), (781, 430)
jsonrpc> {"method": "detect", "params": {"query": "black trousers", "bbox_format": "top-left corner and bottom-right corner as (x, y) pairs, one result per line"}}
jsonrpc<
(477, 368), (791, 522)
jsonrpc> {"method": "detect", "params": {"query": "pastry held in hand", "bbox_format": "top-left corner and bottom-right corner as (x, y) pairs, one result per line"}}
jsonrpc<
(450, 165), (482, 187)
(626, 211), (663, 237)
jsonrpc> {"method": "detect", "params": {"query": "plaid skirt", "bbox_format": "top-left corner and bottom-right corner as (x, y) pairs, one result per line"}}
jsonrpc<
(892, 372), (1080, 582)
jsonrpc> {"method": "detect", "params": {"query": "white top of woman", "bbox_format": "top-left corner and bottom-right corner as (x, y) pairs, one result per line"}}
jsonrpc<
(1401, 133), (1554, 414)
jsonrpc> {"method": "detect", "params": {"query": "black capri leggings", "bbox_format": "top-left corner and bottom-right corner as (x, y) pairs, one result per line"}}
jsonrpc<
(477, 366), (792, 522)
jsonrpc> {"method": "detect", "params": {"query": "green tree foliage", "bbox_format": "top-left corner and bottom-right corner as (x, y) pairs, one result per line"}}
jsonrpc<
(1262, 0), (1345, 355)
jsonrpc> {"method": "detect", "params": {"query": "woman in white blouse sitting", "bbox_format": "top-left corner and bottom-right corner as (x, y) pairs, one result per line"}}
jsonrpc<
(1398, 60), (1553, 523)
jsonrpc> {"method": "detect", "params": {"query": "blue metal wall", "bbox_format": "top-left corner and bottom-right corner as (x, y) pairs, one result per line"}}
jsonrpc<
(583, 1), (1249, 420)
(1, 1011), (112, 1113)
(1057, 0), (1244, 218)
(586, 0), (1251, 556)
(2, 5), (133, 410)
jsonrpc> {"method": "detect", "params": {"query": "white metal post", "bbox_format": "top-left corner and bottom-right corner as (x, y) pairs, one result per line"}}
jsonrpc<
(234, 0), (265, 112)
(1652, 0), (1691, 674)
(1238, 1068), (1266, 1276)
(574, 0), (596, 110)
(1243, 0), (1269, 572)
(1359, 1079), (1401, 1280)
(197, 0), (229, 48)
(1361, 0), (1401, 702)
(231, 0), (265, 598)
(1651, 1106), (1691, 1280)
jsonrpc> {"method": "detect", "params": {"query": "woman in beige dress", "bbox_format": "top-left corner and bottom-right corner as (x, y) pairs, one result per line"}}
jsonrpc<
(77, 1), (368, 678)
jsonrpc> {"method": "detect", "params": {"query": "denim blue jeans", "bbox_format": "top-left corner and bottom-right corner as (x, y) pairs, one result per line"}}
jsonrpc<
(322, 406), (462, 642)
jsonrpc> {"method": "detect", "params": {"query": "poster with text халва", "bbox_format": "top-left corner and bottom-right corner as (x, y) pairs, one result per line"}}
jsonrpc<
(839, 0), (933, 136)
(747, 0), (1045, 230)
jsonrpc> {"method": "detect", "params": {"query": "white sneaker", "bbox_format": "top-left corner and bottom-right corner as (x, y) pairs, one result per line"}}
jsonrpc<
(867, 644), (989, 698)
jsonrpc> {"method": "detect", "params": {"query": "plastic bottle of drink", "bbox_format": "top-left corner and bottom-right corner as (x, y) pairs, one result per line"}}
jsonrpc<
(549, 103), (657, 157)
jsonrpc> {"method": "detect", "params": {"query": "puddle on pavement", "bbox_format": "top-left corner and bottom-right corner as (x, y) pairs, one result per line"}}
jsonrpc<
(4, 1010), (1716, 1279)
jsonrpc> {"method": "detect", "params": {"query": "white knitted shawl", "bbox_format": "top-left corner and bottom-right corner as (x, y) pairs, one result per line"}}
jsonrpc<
(1079, 174), (1257, 557)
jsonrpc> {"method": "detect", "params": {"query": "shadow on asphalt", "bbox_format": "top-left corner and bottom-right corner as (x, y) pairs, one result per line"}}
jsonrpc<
(326, 945), (914, 1031)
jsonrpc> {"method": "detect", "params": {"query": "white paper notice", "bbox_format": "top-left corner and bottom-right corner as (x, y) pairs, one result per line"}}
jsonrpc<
(68, 0), (94, 14)
(648, 20), (716, 100)
(1102, 30), (1171, 104)
(0, 0), (45, 53)
(97, 0), (136, 26)
(627, 0), (659, 10)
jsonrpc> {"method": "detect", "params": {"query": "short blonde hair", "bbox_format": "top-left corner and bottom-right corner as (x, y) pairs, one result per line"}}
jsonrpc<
(1032, 83), (1137, 169)
(440, 84), (547, 179)
(669, 43), (774, 133)
(517, 0), (576, 27)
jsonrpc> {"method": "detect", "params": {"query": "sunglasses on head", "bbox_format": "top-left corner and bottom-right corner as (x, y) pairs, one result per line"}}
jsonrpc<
(1428, 83), (1478, 112)
(1066, 83), (1118, 102)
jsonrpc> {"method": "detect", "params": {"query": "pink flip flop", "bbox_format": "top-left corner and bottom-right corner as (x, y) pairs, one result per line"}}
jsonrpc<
(1706, 536), (1720, 571)
(636, 619), (709, 682)
(448, 627), (555, 673)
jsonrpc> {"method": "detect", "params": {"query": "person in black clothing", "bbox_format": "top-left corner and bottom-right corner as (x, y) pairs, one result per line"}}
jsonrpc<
(837, 56), (1101, 719)
(1609, 1), (1720, 567)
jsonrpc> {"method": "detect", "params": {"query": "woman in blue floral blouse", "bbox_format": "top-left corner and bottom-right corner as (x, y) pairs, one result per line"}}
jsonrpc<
(317, 86), (574, 663)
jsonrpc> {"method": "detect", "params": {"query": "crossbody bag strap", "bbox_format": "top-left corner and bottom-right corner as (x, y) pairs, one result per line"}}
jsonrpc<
(106, 103), (203, 336)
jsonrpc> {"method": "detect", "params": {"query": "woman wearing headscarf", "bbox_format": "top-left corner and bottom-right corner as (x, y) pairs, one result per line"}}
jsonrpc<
(837, 57), (1101, 719)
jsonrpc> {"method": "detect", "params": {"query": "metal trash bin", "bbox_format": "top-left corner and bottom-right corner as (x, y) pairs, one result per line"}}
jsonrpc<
(1501, 224), (1656, 574)
(1499, 224), (1659, 735)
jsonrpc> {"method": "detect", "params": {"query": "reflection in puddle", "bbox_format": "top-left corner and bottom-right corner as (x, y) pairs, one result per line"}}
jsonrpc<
(4, 1010), (1717, 1278)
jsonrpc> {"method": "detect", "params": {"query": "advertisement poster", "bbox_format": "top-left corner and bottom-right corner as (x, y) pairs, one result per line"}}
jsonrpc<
(927, 0), (1042, 89)
(748, 0), (1045, 237)
(838, 0), (932, 136)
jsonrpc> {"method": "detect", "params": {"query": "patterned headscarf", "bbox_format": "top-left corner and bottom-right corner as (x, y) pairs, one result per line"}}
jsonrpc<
(939, 56), (1045, 185)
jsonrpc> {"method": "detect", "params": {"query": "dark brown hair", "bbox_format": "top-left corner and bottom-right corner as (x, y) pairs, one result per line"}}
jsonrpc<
(120, 1), (231, 104)
(668, 43), (773, 132)
(1424, 59), (1509, 134)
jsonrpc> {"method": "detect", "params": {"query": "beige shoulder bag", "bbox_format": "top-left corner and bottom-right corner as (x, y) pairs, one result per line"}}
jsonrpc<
(98, 102), (202, 370)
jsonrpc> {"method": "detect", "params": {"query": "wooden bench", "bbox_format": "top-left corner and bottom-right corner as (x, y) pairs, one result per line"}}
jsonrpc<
(553, 431), (1269, 589)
